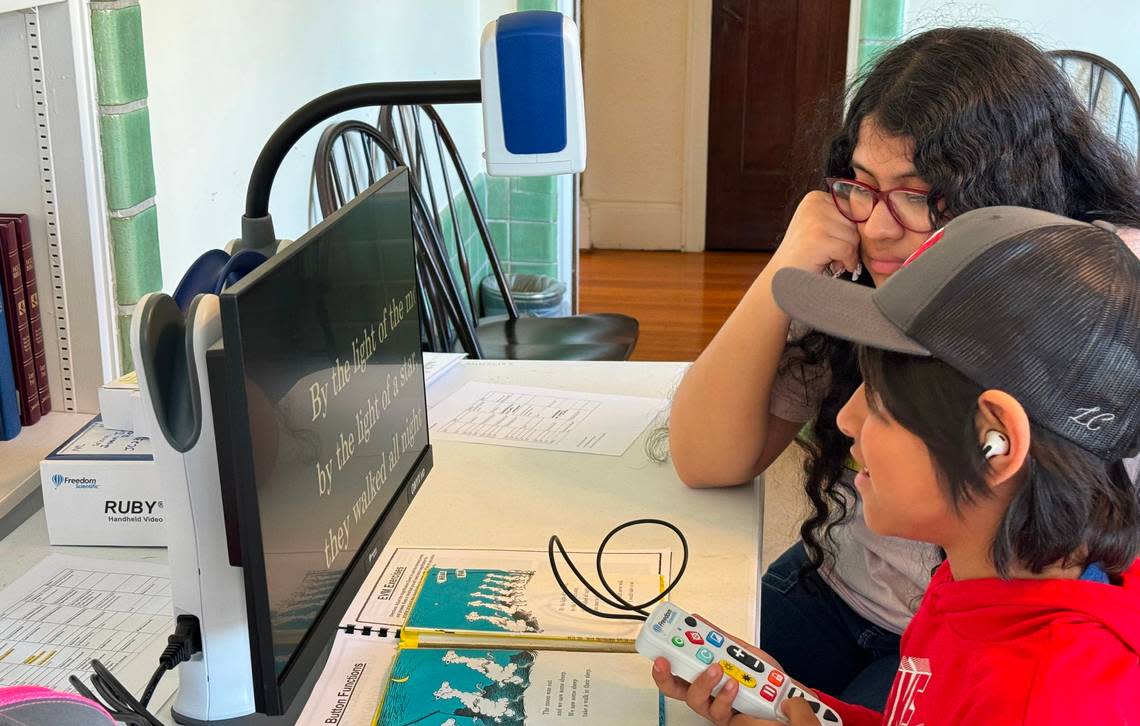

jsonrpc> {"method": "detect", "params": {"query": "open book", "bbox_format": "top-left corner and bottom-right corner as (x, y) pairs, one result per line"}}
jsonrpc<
(401, 560), (663, 652)
(373, 647), (661, 725)
(298, 547), (671, 725)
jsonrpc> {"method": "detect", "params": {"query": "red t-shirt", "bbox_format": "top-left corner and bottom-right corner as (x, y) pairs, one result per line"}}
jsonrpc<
(818, 560), (1140, 725)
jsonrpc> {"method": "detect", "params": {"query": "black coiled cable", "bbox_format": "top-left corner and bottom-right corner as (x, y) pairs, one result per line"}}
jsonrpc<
(547, 518), (689, 622)
(69, 614), (201, 725)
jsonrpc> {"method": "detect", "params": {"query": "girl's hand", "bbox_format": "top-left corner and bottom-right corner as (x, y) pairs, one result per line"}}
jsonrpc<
(768, 191), (861, 277)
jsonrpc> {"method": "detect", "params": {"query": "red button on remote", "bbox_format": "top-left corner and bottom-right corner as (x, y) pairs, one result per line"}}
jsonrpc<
(768, 671), (786, 686)
(685, 630), (704, 645)
(760, 684), (778, 702)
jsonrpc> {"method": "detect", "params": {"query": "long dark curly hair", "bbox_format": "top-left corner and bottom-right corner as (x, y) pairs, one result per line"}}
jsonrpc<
(790, 27), (1140, 576)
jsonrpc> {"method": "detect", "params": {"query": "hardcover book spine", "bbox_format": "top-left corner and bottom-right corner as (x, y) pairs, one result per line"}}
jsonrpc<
(13, 216), (51, 413)
(0, 222), (40, 424)
(0, 291), (21, 439)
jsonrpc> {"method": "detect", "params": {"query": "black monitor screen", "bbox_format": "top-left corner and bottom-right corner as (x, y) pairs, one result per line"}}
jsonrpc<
(214, 169), (431, 713)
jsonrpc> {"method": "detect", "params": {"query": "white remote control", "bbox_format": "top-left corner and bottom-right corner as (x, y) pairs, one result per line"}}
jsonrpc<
(635, 602), (842, 725)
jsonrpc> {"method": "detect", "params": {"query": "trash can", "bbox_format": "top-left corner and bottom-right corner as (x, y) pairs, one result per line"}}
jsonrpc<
(480, 273), (568, 318)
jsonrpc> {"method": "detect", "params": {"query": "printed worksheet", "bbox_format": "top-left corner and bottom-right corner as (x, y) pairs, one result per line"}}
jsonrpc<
(422, 352), (466, 386)
(0, 555), (176, 705)
(428, 382), (667, 456)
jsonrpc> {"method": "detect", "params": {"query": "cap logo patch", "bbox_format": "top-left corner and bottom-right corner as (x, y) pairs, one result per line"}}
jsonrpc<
(1069, 407), (1115, 432)
(902, 227), (945, 267)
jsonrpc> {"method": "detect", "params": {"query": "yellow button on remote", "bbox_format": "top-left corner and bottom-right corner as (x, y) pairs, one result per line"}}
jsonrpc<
(718, 660), (757, 689)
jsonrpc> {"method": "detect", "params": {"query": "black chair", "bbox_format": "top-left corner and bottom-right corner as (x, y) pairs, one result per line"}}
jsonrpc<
(311, 119), (481, 355)
(1050, 49), (1140, 168)
(312, 107), (639, 361)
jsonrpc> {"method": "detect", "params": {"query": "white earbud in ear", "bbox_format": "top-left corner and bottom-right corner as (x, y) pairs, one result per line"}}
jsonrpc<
(981, 430), (1010, 460)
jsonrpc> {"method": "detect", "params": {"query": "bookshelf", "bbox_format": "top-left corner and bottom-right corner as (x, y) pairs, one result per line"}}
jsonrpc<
(0, 410), (89, 522)
(0, 0), (118, 518)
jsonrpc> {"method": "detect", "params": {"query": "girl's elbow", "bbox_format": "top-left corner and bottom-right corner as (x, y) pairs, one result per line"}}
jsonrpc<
(670, 441), (746, 489)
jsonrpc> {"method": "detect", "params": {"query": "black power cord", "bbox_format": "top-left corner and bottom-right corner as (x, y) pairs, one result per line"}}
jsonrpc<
(548, 518), (689, 622)
(69, 614), (202, 726)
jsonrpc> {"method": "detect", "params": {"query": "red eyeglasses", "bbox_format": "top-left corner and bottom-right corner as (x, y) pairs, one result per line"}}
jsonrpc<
(825, 177), (935, 233)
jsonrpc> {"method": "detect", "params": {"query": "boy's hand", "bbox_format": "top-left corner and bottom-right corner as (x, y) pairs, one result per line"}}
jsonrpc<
(782, 697), (829, 725)
(650, 614), (820, 725)
(652, 660), (821, 725)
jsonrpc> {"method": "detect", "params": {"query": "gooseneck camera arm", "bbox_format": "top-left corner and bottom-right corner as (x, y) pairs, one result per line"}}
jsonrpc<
(238, 80), (481, 255)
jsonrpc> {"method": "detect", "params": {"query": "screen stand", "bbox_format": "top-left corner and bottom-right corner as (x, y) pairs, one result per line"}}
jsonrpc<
(133, 293), (257, 722)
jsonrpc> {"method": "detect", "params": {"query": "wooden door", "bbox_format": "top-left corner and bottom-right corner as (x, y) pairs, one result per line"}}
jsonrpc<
(705, 0), (850, 251)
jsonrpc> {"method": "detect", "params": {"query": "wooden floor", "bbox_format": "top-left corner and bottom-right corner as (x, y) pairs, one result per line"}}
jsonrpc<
(578, 250), (772, 361)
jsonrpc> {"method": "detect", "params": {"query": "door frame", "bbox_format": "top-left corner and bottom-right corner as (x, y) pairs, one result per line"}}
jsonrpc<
(681, 1), (864, 252)
(680, 0), (712, 252)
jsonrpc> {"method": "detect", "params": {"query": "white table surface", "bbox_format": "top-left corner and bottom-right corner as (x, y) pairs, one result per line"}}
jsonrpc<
(0, 360), (763, 725)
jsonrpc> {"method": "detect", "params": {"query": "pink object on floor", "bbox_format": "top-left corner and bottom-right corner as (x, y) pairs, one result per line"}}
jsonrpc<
(0, 685), (115, 724)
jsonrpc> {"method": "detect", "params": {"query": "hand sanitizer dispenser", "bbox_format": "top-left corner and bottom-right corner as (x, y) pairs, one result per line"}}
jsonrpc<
(480, 10), (586, 176)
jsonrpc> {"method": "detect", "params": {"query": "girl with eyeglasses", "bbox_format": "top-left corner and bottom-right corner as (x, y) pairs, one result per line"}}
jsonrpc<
(667, 26), (1140, 710)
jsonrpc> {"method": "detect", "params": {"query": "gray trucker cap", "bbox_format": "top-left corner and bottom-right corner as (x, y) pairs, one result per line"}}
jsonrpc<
(771, 206), (1140, 460)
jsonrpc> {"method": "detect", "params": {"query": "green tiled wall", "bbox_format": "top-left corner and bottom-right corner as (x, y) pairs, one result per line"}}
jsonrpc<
(98, 108), (156, 209)
(438, 175), (491, 321)
(90, 4), (148, 105)
(91, 0), (162, 373)
(437, 172), (561, 318)
(509, 221), (557, 262)
(486, 176), (510, 218)
(511, 176), (556, 195)
(857, 0), (904, 70)
(108, 206), (162, 303)
(483, 174), (560, 279)
(508, 188), (557, 222)
(116, 314), (133, 373)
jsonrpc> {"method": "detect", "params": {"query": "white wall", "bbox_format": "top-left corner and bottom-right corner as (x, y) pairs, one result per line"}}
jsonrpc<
(143, 0), (495, 291)
(480, 1), (518, 32)
(905, 1), (1140, 86)
(581, 0), (689, 250)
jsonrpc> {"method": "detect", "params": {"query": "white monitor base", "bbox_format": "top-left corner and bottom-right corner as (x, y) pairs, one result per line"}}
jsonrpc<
(133, 293), (257, 722)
